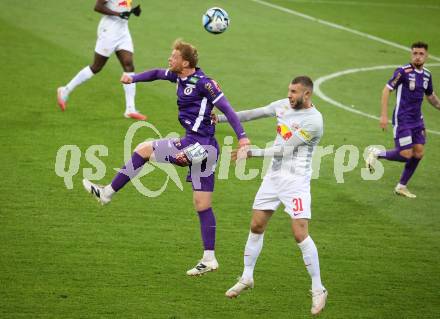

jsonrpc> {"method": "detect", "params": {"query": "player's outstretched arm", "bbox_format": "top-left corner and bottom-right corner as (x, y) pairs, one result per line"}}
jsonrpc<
(217, 104), (275, 123)
(232, 134), (305, 161)
(254, 135), (304, 157)
(427, 92), (440, 110)
(380, 85), (391, 130)
(130, 69), (177, 83)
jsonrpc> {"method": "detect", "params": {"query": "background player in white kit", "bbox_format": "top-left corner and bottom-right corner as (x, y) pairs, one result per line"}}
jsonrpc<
(214, 76), (327, 315)
(57, 0), (146, 120)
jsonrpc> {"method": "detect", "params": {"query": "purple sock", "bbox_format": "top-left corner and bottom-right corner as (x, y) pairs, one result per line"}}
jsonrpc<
(379, 149), (407, 162)
(198, 208), (216, 251)
(111, 152), (146, 192)
(399, 157), (421, 185)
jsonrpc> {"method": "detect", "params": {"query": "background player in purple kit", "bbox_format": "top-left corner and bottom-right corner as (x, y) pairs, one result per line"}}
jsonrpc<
(82, 39), (250, 275)
(367, 42), (440, 198)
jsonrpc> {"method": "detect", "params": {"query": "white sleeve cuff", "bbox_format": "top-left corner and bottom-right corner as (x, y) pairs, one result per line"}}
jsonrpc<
(249, 148), (265, 157)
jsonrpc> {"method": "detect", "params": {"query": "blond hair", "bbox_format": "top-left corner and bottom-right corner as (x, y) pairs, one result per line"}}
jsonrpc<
(173, 39), (198, 68)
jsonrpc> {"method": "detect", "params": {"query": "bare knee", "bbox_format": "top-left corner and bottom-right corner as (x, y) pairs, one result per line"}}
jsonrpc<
(293, 231), (308, 243)
(193, 198), (210, 212)
(292, 219), (309, 243)
(134, 141), (153, 159)
(193, 193), (212, 212)
(399, 149), (413, 159)
(122, 61), (134, 73)
(90, 61), (106, 74)
(413, 149), (424, 159)
(250, 219), (266, 234)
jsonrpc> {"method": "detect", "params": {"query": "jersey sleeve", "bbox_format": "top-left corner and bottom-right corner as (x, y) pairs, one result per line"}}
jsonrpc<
(293, 115), (323, 145)
(198, 78), (224, 104)
(164, 69), (178, 83)
(386, 68), (404, 90)
(425, 74), (434, 96)
(219, 102), (277, 123)
(132, 68), (178, 83)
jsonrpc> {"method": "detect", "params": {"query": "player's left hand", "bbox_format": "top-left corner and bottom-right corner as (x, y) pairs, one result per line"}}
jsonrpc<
(131, 5), (141, 17)
(121, 74), (133, 84)
(210, 112), (219, 125)
(379, 115), (388, 131)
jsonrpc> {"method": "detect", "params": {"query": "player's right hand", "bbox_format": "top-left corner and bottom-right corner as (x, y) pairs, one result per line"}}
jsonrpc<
(234, 137), (251, 162)
(238, 137), (251, 148)
(120, 74), (133, 84)
(231, 147), (250, 161)
(119, 11), (131, 20)
(380, 115), (388, 130)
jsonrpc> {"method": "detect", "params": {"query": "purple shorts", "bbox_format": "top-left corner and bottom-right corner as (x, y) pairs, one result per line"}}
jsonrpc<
(394, 125), (426, 150)
(152, 134), (219, 192)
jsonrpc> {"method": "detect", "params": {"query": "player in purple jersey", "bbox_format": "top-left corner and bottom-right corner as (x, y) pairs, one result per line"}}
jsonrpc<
(366, 42), (440, 198)
(82, 39), (250, 275)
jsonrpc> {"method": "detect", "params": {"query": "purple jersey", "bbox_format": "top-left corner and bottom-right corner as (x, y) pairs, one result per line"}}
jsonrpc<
(387, 63), (433, 129)
(132, 68), (246, 140)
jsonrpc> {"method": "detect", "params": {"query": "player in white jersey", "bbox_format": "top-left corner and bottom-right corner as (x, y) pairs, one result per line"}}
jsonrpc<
(57, 0), (146, 120)
(215, 76), (327, 315)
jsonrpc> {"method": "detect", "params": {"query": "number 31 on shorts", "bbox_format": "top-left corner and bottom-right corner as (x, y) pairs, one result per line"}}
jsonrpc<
(292, 198), (304, 212)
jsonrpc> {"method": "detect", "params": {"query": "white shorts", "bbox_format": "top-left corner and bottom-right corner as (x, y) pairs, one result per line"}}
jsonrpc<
(95, 28), (133, 57)
(252, 172), (312, 219)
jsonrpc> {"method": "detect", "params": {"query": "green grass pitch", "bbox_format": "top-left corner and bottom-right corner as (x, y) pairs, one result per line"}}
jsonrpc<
(1, 0), (439, 318)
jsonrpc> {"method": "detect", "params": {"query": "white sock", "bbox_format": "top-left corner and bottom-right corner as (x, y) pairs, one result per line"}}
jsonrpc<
(242, 231), (264, 280)
(123, 72), (136, 113)
(203, 250), (215, 262)
(298, 236), (323, 291)
(65, 66), (94, 95)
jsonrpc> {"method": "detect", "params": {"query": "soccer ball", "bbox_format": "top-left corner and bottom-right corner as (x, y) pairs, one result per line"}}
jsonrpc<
(202, 7), (230, 34)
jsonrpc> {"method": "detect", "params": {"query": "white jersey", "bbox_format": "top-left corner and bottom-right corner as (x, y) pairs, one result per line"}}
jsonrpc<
(95, 0), (134, 56)
(218, 97), (323, 178)
(218, 97), (323, 219)
(267, 98), (323, 178)
(97, 0), (132, 35)
(230, 98), (323, 219)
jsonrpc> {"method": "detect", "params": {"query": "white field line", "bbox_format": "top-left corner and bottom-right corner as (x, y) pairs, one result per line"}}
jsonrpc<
(251, 0), (440, 62)
(314, 64), (440, 135)
(285, 0), (440, 10)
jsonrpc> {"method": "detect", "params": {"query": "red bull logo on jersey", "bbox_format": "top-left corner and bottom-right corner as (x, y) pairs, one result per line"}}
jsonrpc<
(277, 124), (292, 140)
(118, 0), (132, 8)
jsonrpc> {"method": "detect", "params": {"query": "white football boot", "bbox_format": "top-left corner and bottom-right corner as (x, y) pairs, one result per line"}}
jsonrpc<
(186, 259), (218, 276)
(82, 179), (112, 205)
(225, 277), (254, 298)
(394, 184), (416, 198)
(124, 110), (147, 121)
(311, 287), (328, 315)
(365, 146), (381, 173)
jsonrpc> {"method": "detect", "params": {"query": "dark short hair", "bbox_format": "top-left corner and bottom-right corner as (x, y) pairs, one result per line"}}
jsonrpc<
(411, 41), (428, 51)
(173, 39), (198, 68)
(292, 76), (314, 92)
